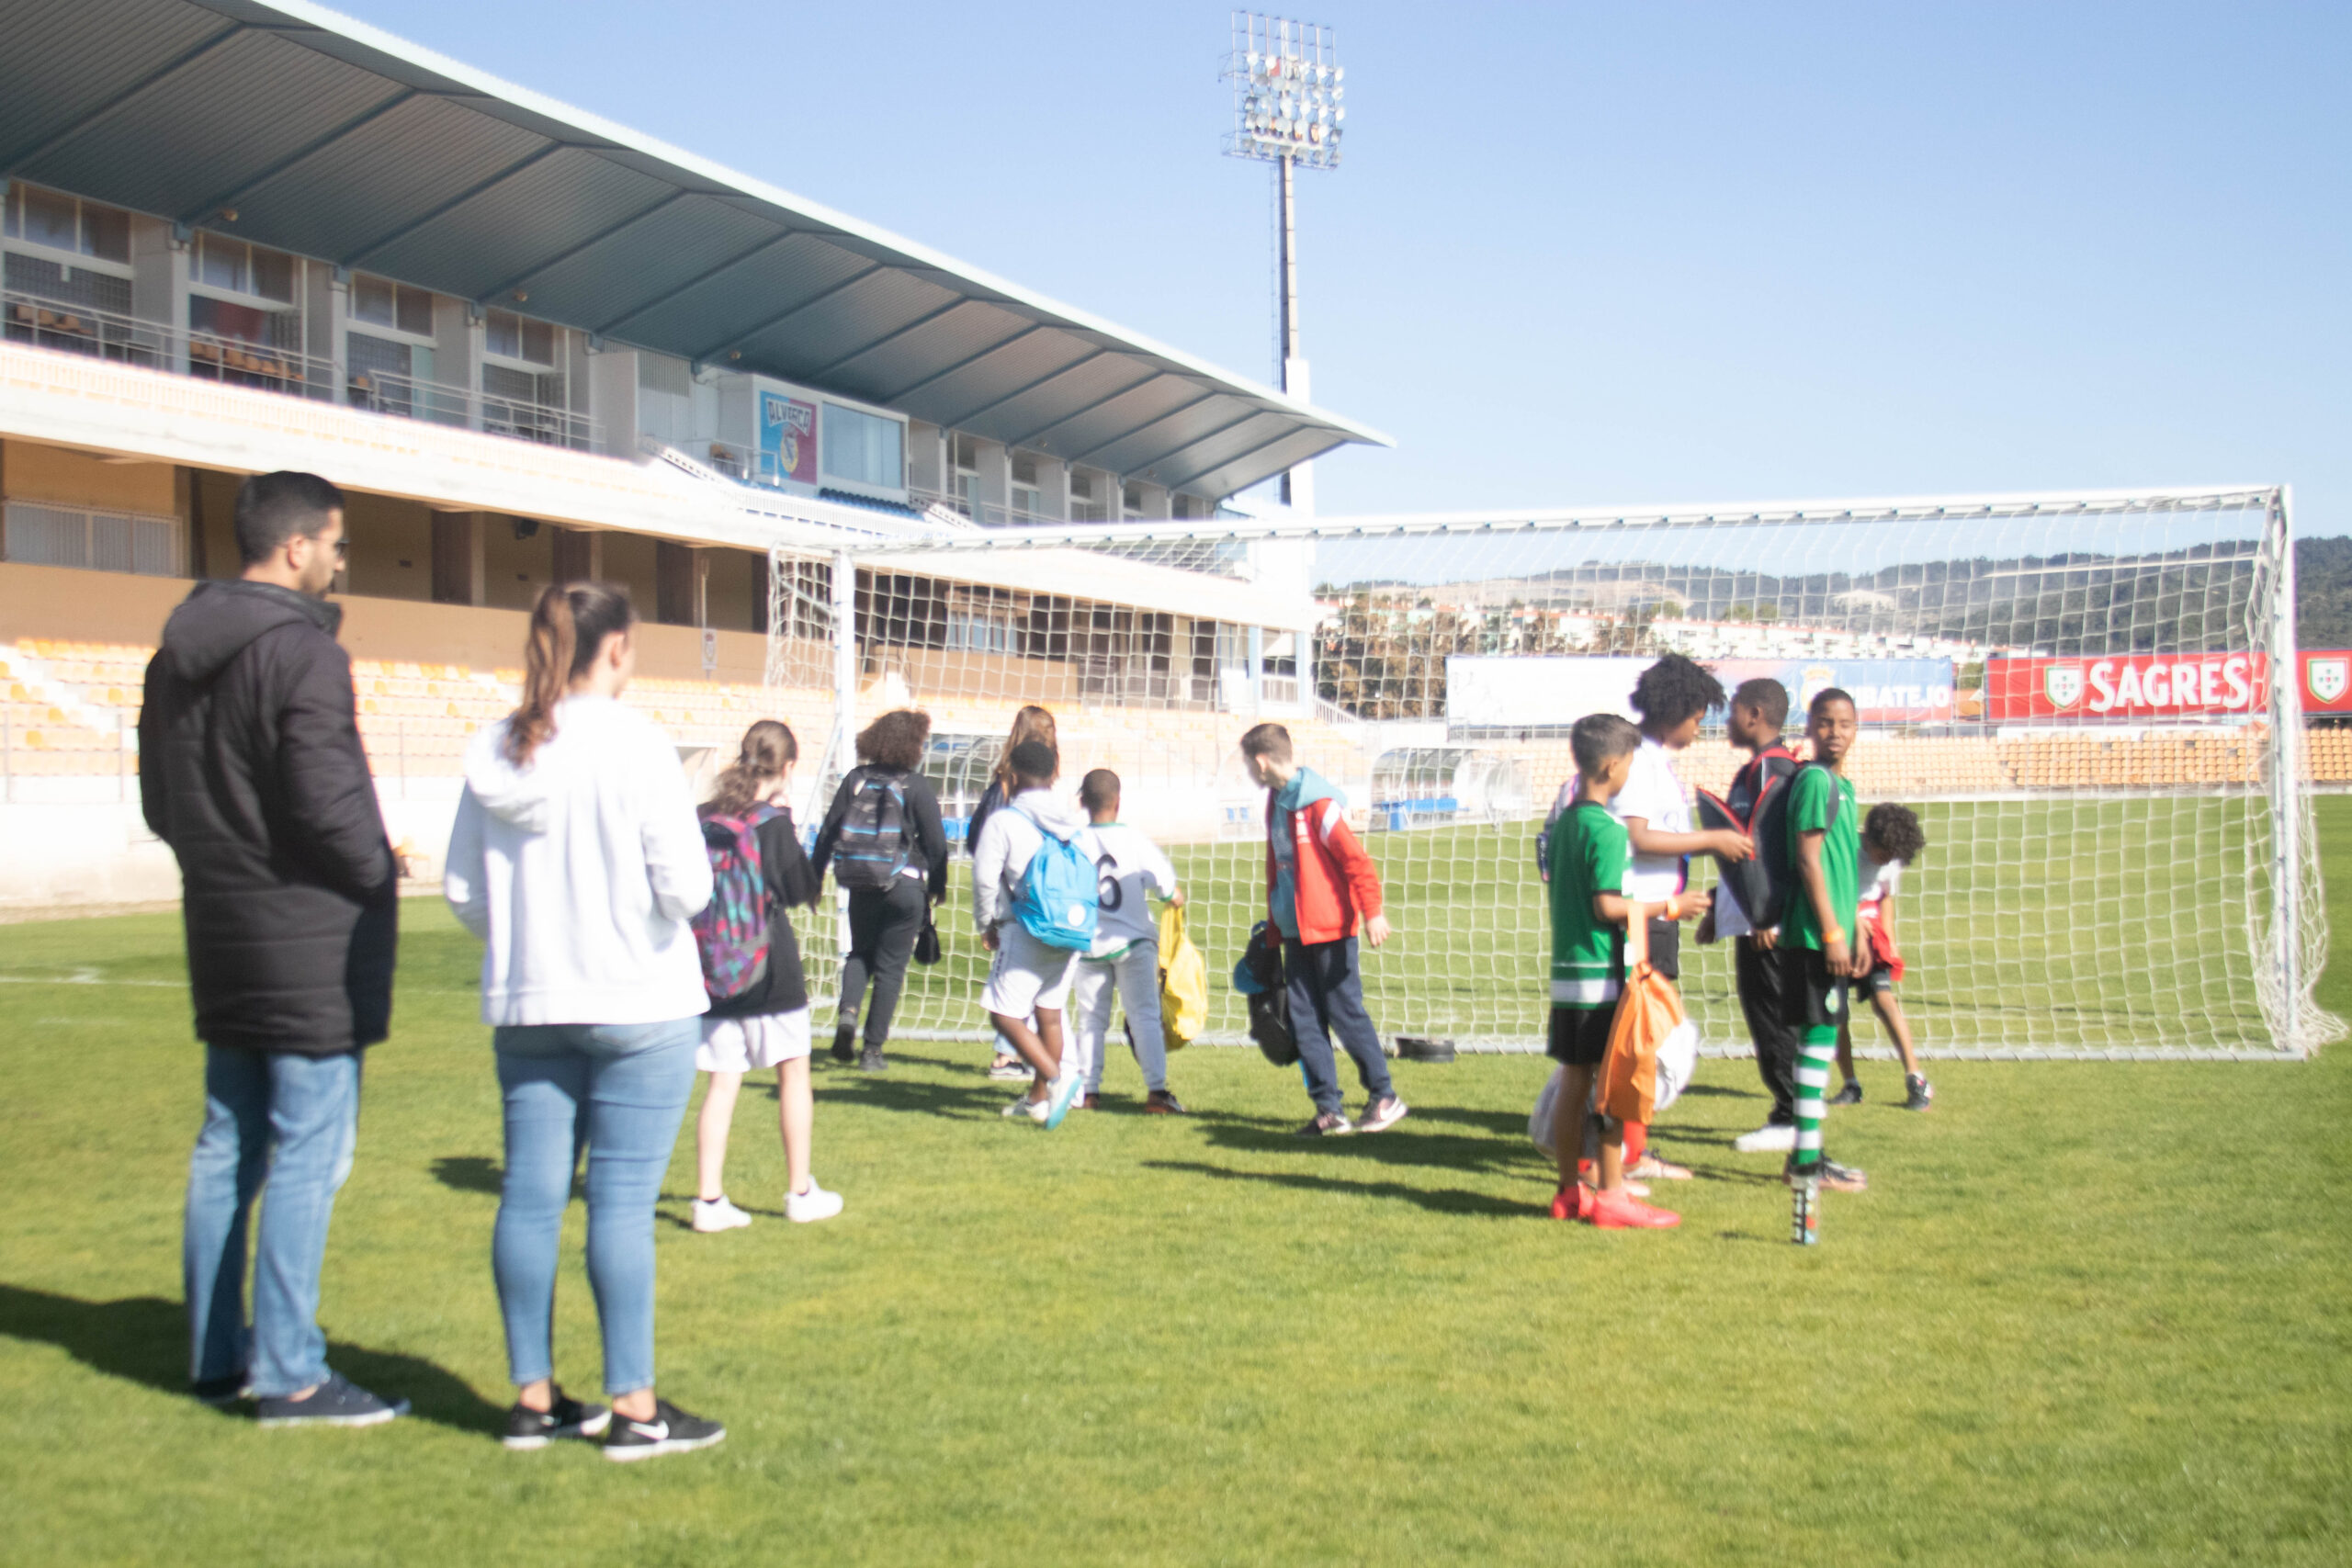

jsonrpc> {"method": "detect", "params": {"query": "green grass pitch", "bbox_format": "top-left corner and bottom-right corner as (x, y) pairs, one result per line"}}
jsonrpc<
(0, 800), (2345, 1564)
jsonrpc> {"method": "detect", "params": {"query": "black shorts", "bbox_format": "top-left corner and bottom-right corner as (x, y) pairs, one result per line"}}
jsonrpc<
(1855, 963), (1896, 999)
(1547, 1002), (1617, 1066)
(1776, 944), (1849, 1033)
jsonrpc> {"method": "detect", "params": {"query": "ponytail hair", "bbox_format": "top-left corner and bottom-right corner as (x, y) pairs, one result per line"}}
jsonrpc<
(506, 581), (636, 766)
(709, 719), (798, 815)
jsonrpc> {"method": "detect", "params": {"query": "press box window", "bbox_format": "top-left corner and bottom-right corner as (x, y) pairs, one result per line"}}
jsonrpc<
(3, 183), (130, 263)
(822, 402), (905, 491)
(1011, 454), (1041, 519)
(351, 275), (435, 337)
(193, 233), (295, 303)
(484, 309), (555, 365)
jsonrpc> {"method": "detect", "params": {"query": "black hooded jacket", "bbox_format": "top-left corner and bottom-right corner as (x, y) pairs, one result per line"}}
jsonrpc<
(139, 580), (398, 1055)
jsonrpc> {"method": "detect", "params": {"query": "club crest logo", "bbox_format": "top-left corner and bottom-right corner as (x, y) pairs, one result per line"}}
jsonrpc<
(2042, 662), (2085, 710)
(2309, 657), (2348, 705)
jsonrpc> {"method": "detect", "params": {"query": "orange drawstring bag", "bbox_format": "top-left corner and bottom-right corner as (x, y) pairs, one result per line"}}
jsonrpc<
(1598, 916), (1687, 1126)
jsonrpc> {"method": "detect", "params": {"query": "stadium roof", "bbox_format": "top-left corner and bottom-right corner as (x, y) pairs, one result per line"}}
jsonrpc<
(0, 0), (1392, 499)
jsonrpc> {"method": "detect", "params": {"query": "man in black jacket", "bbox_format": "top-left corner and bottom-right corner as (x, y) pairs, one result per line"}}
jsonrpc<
(141, 471), (405, 1427)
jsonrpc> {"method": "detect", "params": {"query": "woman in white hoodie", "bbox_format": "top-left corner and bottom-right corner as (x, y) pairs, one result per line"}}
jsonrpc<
(444, 581), (724, 1462)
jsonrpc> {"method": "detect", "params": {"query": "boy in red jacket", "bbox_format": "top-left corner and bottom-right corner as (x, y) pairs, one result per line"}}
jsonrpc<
(1241, 723), (1407, 1137)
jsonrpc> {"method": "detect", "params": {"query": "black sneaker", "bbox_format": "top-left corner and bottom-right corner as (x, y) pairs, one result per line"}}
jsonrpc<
(1828, 1079), (1863, 1106)
(604, 1397), (726, 1462)
(503, 1385), (612, 1450)
(859, 1045), (888, 1073)
(192, 1373), (250, 1409)
(831, 1026), (857, 1064)
(1902, 1074), (1935, 1111)
(1295, 1111), (1354, 1136)
(255, 1371), (409, 1428)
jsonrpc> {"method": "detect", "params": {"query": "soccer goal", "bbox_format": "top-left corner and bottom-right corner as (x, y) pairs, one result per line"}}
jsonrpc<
(767, 484), (2338, 1060)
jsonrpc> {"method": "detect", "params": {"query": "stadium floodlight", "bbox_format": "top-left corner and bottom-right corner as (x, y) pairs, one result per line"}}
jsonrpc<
(1223, 12), (1343, 511)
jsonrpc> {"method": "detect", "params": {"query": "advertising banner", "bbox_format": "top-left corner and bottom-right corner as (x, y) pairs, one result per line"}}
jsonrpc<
(1984, 653), (2268, 720)
(1445, 656), (1954, 728)
(758, 390), (817, 485)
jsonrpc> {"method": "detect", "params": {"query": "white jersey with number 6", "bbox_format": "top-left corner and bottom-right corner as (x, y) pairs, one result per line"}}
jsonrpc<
(1085, 822), (1180, 955)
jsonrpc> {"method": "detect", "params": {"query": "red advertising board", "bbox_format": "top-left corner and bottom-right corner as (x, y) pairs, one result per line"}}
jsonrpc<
(1985, 654), (2267, 720)
(2301, 650), (2352, 713)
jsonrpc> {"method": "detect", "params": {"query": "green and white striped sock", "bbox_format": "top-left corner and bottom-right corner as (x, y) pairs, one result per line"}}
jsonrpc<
(1793, 1027), (1836, 1168)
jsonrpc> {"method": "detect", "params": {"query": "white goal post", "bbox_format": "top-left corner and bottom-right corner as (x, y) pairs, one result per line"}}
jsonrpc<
(767, 484), (2339, 1060)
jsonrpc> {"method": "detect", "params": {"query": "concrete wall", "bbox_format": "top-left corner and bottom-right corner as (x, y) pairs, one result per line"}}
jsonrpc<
(1, 438), (177, 513)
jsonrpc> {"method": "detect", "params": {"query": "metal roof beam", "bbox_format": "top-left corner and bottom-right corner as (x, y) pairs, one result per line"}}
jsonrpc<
(933, 349), (1110, 433)
(796, 298), (969, 382)
(593, 226), (799, 336)
(1061, 388), (1221, 468)
(174, 87), (418, 226)
(689, 261), (886, 364)
(1109, 407), (1269, 479)
(1001, 367), (1161, 451)
(0, 22), (248, 175)
(871, 323), (1046, 405)
(338, 141), (565, 268)
(1159, 425), (1308, 491)
(472, 189), (692, 304)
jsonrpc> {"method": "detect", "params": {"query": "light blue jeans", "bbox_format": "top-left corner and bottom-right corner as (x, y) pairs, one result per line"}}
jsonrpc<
(184, 1046), (363, 1398)
(492, 1018), (697, 1398)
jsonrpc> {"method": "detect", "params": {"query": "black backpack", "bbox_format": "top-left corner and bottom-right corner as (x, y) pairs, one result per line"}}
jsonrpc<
(832, 770), (913, 891)
(1696, 746), (1827, 930)
(1241, 921), (1297, 1066)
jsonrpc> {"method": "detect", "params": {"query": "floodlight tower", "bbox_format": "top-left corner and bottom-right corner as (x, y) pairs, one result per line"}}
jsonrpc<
(1224, 12), (1344, 513)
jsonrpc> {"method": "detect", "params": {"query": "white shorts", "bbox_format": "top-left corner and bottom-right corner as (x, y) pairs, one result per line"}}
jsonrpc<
(980, 922), (1080, 1018)
(696, 1007), (812, 1073)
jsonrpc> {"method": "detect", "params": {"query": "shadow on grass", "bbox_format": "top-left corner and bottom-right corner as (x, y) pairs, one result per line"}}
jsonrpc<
(815, 1062), (1019, 1122)
(430, 1156), (503, 1195)
(1183, 1105), (1541, 1181)
(1140, 1159), (1532, 1219)
(0, 1283), (505, 1436)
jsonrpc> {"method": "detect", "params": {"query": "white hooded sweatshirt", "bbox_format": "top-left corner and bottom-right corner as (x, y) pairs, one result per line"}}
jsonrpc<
(970, 786), (1095, 936)
(444, 694), (713, 1027)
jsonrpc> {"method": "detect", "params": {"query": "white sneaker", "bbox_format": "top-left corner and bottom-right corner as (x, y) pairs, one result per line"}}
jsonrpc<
(691, 1195), (752, 1232)
(1733, 1122), (1797, 1154)
(1001, 1092), (1049, 1123)
(785, 1181), (843, 1223)
(1358, 1095), (1409, 1134)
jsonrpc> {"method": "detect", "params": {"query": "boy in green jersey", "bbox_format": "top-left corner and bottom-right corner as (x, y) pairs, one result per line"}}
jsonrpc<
(1547, 714), (1703, 1230)
(1781, 688), (1868, 1192)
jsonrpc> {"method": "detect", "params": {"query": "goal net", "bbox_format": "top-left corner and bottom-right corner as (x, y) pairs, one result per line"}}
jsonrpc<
(768, 485), (2338, 1060)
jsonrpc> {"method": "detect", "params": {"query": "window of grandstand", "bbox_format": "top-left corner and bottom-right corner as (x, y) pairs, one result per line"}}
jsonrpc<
(3, 502), (183, 578)
(481, 309), (568, 443)
(1172, 493), (1209, 520)
(1123, 482), (1145, 521)
(951, 434), (982, 516)
(821, 401), (905, 493)
(1011, 453), (1043, 520)
(945, 605), (1023, 655)
(3, 183), (130, 264)
(1069, 469), (1107, 524)
(192, 232), (296, 304)
(483, 309), (556, 366)
(350, 274), (435, 337)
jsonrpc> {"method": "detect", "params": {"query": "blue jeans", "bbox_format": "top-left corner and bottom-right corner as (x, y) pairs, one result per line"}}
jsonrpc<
(1283, 936), (1395, 1116)
(492, 1019), (697, 1398)
(184, 1046), (363, 1397)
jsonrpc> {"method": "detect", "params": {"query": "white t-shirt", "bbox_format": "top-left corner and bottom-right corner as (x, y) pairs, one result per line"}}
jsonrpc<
(1611, 738), (1692, 902)
(1860, 855), (1905, 915)
(1085, 821), (1180, 954)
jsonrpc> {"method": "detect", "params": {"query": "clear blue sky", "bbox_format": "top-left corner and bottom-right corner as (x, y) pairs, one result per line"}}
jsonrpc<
(335, 1), (2350, 531)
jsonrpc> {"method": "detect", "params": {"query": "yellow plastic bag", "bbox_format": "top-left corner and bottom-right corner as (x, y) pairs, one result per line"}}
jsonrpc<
(1598, 919), (1688, 1125)
(1158, 902), (1208, 1053)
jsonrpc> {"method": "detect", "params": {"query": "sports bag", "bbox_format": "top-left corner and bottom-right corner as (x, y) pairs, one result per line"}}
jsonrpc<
(1157, 902), (1208, 1053)
(1010, 807), (1098, 951)
(1695, 744), (1797, 928)
(1235, 920), (1297, 1066)
(832, 769), (913, 890)
(692, 804), (780, 1002)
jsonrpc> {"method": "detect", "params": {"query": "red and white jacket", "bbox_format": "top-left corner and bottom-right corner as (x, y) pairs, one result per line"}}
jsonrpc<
(1262, 769), (1384, 946)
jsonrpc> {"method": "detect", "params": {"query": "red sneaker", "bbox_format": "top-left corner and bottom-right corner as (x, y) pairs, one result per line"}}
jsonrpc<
(1590, 1190), (1680, 1229)
(1549, 1184), (1595, 1222)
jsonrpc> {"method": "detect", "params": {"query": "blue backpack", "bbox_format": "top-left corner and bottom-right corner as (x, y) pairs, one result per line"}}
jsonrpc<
(1012, 807), (1099, 951)
(693, 804), (779, 1001)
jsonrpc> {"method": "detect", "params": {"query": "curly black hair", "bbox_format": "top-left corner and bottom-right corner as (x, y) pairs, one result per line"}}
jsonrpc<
(855, 708), (932, 771)
(1863, 802), (1927, 863)
(1629, 653), (1727, 729)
